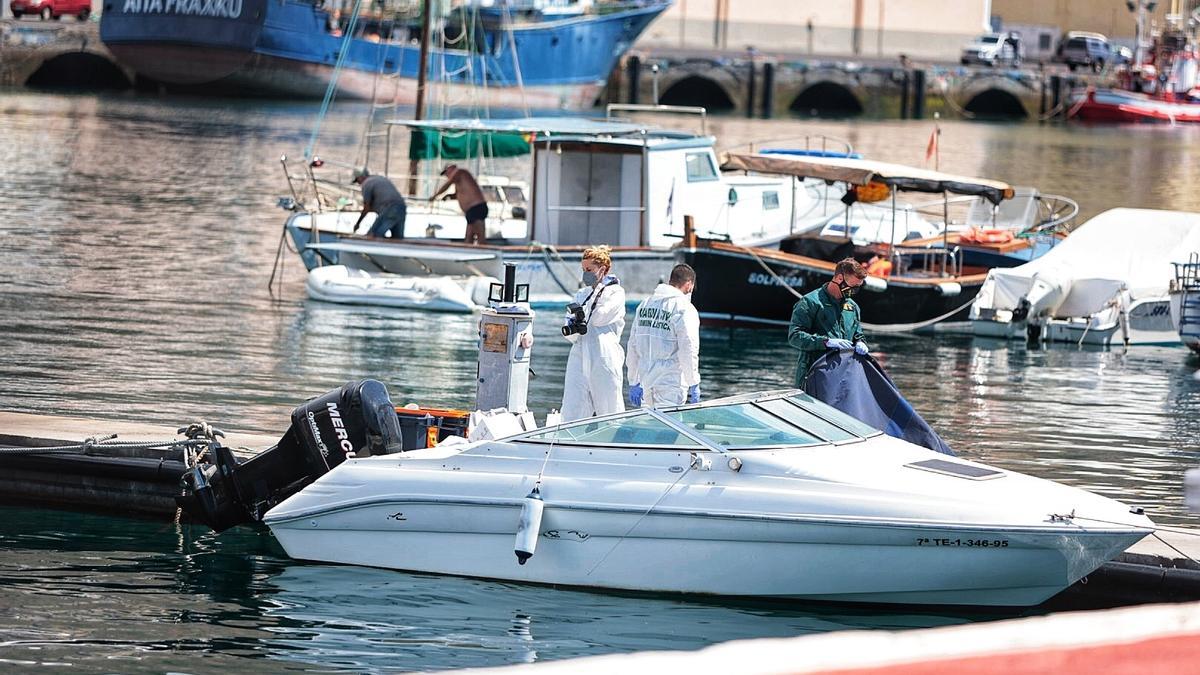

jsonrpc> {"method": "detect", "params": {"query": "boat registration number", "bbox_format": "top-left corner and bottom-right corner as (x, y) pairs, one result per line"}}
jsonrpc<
(916, 538), (1009, 547)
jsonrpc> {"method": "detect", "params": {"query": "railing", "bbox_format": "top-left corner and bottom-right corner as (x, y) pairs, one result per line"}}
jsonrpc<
(722, 134), (855, 157)
(888, 245), (963, 278)
(1175, 252), (1200, 341)
(605, 103), (708, 135)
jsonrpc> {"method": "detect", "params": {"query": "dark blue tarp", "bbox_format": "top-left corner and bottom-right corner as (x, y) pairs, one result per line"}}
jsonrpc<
(804, 352), (955, 456)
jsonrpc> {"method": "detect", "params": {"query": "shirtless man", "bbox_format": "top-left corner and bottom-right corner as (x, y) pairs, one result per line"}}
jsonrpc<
(431, 164), (488, 245)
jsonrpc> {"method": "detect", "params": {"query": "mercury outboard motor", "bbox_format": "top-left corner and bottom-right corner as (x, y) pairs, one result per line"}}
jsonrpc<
(177, 379), (403, 532)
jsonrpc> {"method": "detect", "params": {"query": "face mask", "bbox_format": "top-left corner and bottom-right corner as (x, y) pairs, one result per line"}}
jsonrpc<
(582, 270), (599, 287)
(837, 280), (858, 298)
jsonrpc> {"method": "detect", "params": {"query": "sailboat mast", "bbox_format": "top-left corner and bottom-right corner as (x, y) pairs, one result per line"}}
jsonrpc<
(407, 0), (434, 197)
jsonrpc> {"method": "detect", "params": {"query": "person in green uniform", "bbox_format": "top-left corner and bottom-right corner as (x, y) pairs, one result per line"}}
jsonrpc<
(788, 258), (870, 387)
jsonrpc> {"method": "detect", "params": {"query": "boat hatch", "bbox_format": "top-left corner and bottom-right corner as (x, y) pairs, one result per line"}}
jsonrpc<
(515, 391), (881, 449)
(905, 459), (1005, 480)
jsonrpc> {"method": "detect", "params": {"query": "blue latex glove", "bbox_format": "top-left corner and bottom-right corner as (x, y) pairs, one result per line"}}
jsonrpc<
(854, 340), (869, 355)
(825, 338), (853, 351)
(629, 383), (644, 407)
(687, 384), (701, 404)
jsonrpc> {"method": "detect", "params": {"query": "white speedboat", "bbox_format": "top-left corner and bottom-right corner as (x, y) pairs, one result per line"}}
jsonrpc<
(305, 265), (488, 313)
(971, 208), (1200, 345)
(244, 388), (1151, 607)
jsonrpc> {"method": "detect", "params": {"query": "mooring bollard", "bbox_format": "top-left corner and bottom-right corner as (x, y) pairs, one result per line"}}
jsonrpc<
(626, 55), (641, 105)
(761, 61), (775, 119)
(911, 69), (927, 119)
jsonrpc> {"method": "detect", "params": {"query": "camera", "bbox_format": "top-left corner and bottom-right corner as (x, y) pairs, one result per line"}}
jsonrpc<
(560, 302), (588, 336)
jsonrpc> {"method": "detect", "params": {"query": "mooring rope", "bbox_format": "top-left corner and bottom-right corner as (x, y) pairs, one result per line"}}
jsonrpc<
(0, 422), (225, 457)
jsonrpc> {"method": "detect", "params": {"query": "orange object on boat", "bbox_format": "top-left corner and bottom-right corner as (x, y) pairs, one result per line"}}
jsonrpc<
(867, 258), (893, 277)
(852, 181), (891, 203)
(961, 227), (1014, 244)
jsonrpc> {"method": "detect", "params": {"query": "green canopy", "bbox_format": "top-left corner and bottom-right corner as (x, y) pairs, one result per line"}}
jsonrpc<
(409, 129), (530, 161)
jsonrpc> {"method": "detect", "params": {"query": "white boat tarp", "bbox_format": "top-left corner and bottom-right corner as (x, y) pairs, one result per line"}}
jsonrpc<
(973, 208), (1200, 319)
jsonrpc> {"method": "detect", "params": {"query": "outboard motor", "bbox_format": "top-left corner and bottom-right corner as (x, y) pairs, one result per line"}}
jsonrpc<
(177, 379), (404, 532)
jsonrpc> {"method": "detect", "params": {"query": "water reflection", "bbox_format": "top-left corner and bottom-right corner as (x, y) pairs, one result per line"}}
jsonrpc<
(260, 565), (1001, 673)
(2, 91), (1200, 671)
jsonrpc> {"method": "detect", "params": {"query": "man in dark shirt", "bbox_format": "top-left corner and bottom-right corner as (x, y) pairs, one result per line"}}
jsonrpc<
(788, 258), (870, 387)
(352, 167), (407, 239)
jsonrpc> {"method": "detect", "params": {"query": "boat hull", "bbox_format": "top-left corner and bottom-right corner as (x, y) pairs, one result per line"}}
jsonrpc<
(1169, 290), (1200, 353)
(973, 297), (1179, 346)
(677, 244), (983, 330)
(287, 213), (673, 307)
(100, 0), (666, 108)
(265, 488), (1144, 606)
(1071, 88), (1200, 124)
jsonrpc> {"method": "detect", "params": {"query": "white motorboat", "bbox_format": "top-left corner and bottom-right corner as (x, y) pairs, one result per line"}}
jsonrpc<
(305, 265), (489, 313)
(283, 115), (861, 307)
(971, 208), (1200, 346)
(218, 388), (1150, 607)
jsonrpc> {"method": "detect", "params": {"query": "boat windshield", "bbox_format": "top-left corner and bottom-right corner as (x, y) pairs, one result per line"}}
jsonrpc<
(666, 403), (825, 448)
(516, 391), (880, 450)
(522, 413), (702, 448)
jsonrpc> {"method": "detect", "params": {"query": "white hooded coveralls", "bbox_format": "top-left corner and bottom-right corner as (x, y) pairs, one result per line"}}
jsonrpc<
(561, 276), (626, 421)
(625, 283), (700, 407)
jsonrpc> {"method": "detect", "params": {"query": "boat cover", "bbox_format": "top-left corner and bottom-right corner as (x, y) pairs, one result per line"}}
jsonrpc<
(972, 208), (1200, 318)
(804, 352), (955, 456)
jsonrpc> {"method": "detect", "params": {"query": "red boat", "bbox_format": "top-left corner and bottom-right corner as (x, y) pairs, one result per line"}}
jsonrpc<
(1070, 87), (1200, 123)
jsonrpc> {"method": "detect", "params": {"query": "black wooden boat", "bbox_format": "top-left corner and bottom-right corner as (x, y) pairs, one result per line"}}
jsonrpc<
(677, 238), (987, 330)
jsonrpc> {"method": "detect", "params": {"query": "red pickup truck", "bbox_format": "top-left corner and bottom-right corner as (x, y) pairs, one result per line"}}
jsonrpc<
(10, 0), (92, 20)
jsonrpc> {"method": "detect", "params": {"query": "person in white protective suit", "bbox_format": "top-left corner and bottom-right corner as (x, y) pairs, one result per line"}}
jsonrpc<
(560, 245), (627, 421)
(626, 264), (701, 408)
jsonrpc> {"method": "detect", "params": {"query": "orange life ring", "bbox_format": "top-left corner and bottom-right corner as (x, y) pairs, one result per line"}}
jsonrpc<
(961, 227), (1014, 245)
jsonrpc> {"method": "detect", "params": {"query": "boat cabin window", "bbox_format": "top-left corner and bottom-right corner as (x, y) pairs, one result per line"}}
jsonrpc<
(483, 186), (504, 203)
(666, 403), (825, 448)
(522, 412), (702, 448)
(502, 186), (527, 206)
(787, 394), (881, 438)
(686, 152), (719, 182)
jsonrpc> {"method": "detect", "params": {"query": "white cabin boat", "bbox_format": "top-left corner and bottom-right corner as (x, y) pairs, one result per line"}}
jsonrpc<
(258, 390), (1150, 607)
(971, 208), (1200, 346)
(285, 116), (852, 306)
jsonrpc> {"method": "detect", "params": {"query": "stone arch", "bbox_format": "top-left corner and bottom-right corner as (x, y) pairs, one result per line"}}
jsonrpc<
(26, 53), (131, 89)
(789, 82), (864, 117)
(658, 76), (736, 111)
(963, 88), (1028, 119)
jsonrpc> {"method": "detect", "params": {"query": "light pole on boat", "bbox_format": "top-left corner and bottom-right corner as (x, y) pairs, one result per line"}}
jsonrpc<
(407, 0), (434, 198)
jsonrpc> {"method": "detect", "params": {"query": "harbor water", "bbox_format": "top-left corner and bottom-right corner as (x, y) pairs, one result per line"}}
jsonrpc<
(1, 91), (1199, 672)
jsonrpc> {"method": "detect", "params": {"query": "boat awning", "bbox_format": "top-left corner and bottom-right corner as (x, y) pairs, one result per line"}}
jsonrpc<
(390, 117), (651, 137)
(396, 117), (675, 160)
(720, 152), (1015, 204)
(307, 242), (498, 263)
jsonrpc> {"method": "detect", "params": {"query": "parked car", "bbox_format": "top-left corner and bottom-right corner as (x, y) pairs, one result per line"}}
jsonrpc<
(961, 33), (1022, 67)
(1057, 31), (1111, 71)
(9, 0), (91, 20)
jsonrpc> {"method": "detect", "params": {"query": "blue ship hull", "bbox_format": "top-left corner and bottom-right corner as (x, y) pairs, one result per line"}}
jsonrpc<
(100, 0), (667, 109)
